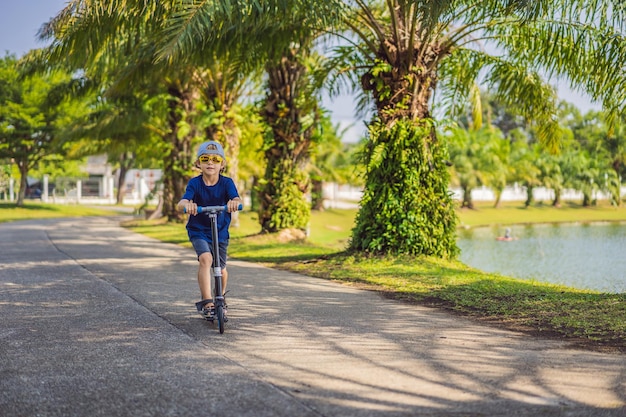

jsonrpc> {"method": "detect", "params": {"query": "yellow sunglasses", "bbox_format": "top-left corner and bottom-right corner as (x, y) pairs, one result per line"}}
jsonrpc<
(198, 155), (223, 164)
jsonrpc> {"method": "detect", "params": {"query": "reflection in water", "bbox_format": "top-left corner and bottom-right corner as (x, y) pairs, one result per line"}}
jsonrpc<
(457, 222), (626, 293)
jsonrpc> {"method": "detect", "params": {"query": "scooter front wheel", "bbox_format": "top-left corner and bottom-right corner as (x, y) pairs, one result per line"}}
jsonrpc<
(216, 304), (225, 334)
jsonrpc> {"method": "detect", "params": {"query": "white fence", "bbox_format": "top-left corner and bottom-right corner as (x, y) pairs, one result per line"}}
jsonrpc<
(451, 184), (626, 203)
(320, 183), (626, 209)
(5, 175), (625, 208)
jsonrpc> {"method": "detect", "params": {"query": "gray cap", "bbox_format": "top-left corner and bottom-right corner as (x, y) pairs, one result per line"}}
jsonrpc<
(197, 141), (225, 159)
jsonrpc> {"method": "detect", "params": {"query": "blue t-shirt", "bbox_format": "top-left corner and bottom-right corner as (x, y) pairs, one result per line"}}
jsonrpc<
(182, 174), (239, 243)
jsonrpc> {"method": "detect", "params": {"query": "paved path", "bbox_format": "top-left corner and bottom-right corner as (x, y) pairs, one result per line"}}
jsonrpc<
(1, 217), (624, 416)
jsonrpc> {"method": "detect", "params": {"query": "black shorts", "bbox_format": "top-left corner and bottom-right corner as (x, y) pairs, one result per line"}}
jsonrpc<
(191, 238), (228, 268)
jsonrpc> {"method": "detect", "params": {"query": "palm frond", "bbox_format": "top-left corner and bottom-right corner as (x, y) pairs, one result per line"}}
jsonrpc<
(483, 56), (561, 150)
(322, 43), (375, 121)
(156, 0), (345, 65)
(435, 46), (488, 118)
(485, 2), (626, 121)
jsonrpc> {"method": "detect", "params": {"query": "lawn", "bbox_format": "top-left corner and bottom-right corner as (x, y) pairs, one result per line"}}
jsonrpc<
(0, 201), (124, 222)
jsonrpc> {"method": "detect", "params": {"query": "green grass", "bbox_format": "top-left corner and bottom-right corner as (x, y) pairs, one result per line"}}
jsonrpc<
(458, 200), (626, 227)
(0, 201), (124, 222)
(2, 200), (625, 352)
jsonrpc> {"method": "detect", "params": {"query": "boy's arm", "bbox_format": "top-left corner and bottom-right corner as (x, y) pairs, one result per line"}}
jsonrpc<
(226, 178), (241, 213)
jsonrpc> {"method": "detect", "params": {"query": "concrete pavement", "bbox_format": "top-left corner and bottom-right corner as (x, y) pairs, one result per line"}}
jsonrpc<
(0, 216), (624, 416)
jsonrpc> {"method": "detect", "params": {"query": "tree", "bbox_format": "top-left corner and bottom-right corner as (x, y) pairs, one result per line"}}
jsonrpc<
(54, 84), (167, 204)
(447, 127), (482, 209)
(536, 151), (564, 207)
(0, 54), (80, 205)
(235, 105), (267, 211)
(328, 0), (626, 257)
(257, 44), (318, 231)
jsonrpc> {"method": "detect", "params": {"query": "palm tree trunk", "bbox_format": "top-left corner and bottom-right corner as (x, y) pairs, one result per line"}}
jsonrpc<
(16, 160), (27, 207)
(494, 190), (503, 208)
(258, 47), (314, 232)
(311, 178), (324, 211)
(115, 152), (134, 204)
(163, 84), (197, 221)
(552, 188), (562, 207)
(611, 162), (622, 207)
(462, 185), (474, 209)
(525, 185), (534, 207)
(350, 119), (458, 257)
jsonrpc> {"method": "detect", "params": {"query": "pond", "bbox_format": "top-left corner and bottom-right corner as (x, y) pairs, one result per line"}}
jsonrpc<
(456, 222), (626, 294)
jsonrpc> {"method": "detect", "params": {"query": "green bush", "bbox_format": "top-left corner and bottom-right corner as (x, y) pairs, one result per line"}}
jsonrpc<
(350, 119), (458, 258)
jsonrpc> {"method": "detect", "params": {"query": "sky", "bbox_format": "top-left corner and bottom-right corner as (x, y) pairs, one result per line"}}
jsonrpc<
(0, 1), (600, 143)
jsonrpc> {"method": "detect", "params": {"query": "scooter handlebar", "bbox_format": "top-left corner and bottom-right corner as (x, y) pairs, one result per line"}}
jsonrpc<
(197, 203), (243, 213)
(183, 203), (243, 214)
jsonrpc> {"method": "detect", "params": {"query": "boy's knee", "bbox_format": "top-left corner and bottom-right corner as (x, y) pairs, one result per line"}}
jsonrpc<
(198, 252), (213, 266)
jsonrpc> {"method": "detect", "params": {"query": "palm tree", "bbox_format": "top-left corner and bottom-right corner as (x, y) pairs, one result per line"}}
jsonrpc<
(195, 58), (254, 188)
(329, 0), (626, 257)
(235, 105), (266, 211)
(257, 43), (318, 231)
(447, 127), (482, 209)
(510, 141), (542, 207)
(158, 3), (266, 191)
(562, 107), (626, 206)
(536, 152), (564, 207)
(485, 134), (512, 209)
(580, 112), (626, 206)
(447, 125), (509, 209)
(155, 0), (345, 232)
(604, 124), (626, 205)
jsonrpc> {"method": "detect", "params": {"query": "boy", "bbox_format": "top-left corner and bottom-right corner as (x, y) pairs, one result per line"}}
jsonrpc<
(177, 140), (242, 318)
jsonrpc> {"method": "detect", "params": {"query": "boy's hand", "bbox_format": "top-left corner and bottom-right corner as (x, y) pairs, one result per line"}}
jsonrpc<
(181, 200), (198, 215)
(226, 199), (241, 213)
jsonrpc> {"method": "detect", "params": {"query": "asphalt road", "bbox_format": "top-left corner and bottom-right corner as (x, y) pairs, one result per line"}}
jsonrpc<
(1, 216), (624, 417)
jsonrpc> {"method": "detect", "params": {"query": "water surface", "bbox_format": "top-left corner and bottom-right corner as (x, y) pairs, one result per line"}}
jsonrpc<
(457, 222), (626, 293)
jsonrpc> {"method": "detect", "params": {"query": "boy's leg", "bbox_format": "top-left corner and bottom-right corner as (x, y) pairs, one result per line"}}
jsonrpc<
(217, 240), (229, 296)
(198, 252), (213, 301)
(192, 238), (214, 304)
(221, 268), (228, 295)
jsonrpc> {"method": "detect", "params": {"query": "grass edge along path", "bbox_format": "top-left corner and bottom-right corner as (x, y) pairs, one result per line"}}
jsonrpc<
(229, 233), (625, 354)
